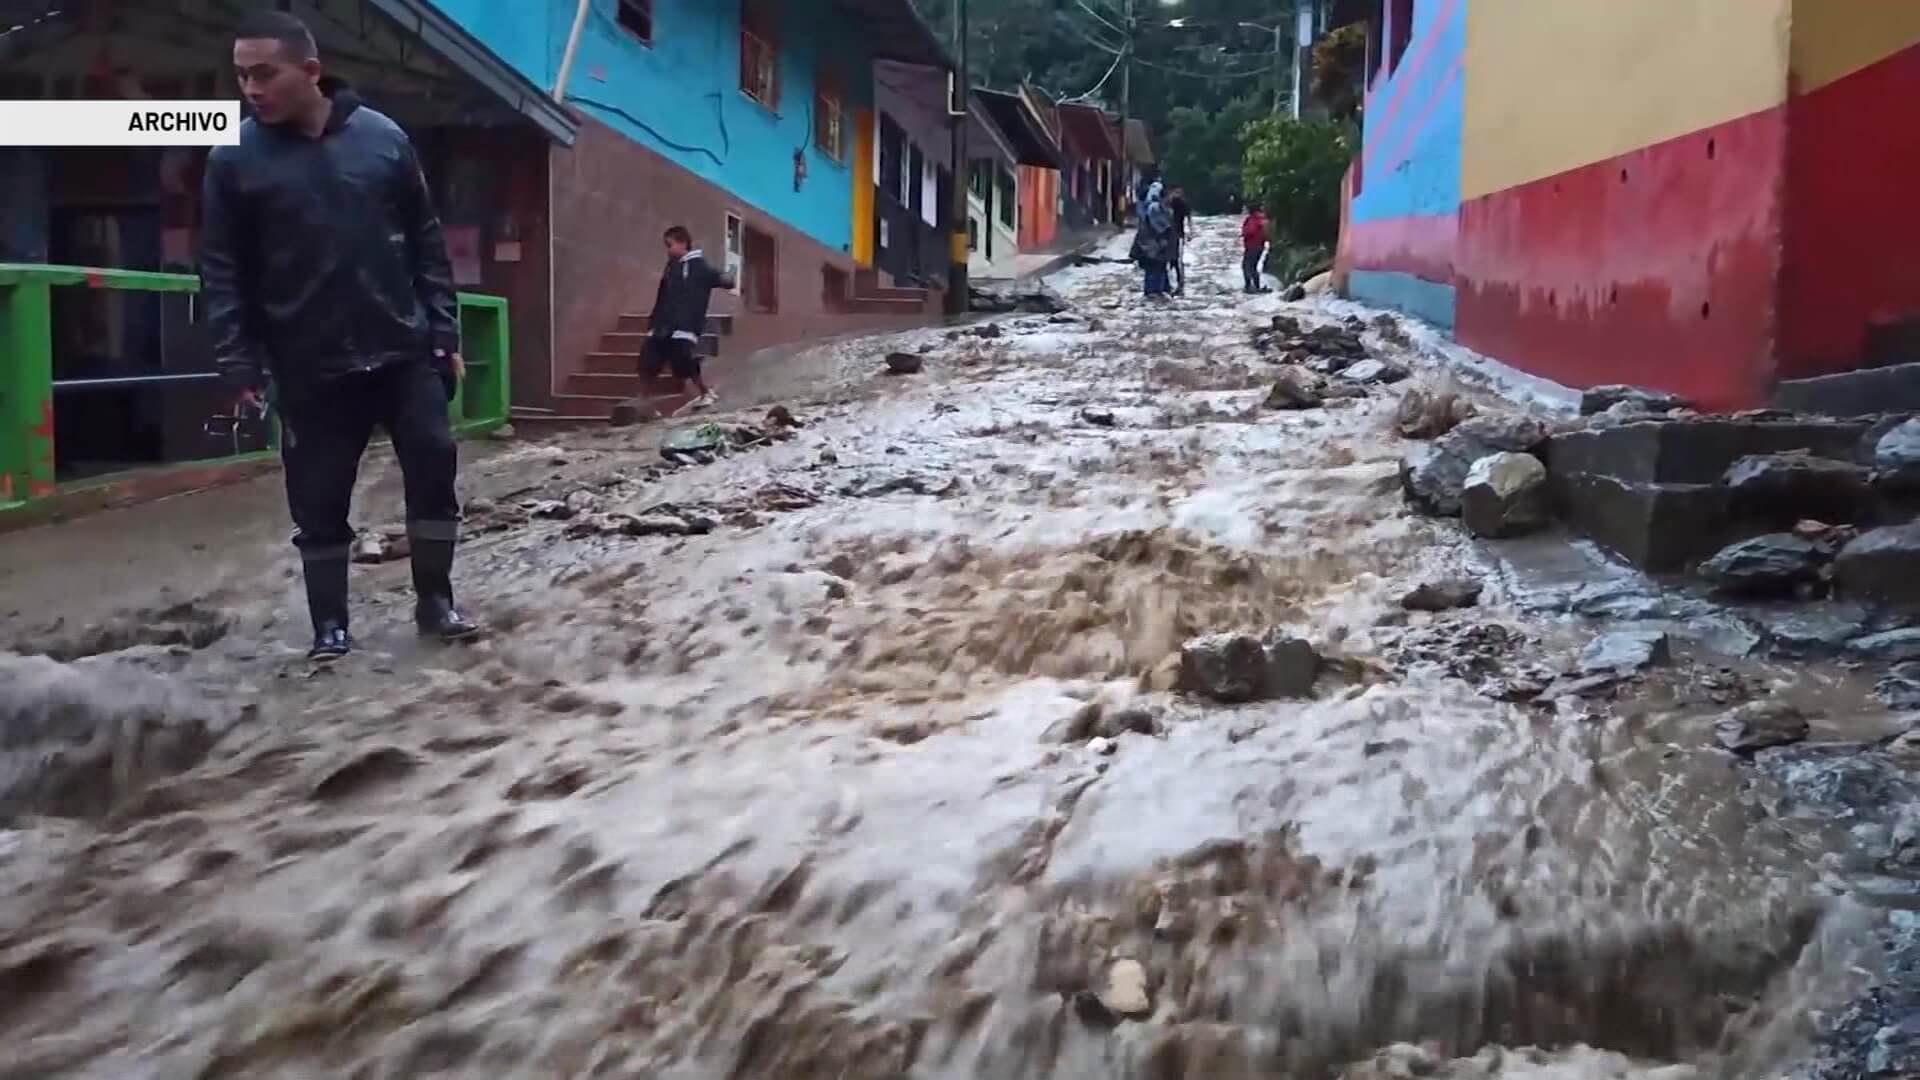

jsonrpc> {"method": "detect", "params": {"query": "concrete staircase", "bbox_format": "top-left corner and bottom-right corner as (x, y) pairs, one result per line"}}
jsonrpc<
(848, 268), (930, 315)
(511, 313), (733, 424)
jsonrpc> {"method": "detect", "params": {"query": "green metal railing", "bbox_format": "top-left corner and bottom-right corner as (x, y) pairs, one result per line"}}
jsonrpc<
(0, 263), (509, 511)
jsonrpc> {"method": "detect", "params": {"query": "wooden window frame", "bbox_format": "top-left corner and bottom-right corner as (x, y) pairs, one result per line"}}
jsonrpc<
(616, 0), (654, 46)
(740, 1), (780, 110)
(814, 69), (845, 162)
(740, 220), (779, 315)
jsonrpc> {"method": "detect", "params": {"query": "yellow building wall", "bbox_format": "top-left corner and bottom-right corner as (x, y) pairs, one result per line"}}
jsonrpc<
(852, 109), (876, 268)
(1790, 0), (1920, 93)
(1462, 0), (1792, 200)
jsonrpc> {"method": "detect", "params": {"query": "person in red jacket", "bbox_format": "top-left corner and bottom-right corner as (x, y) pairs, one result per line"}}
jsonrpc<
(1241, 204), (1271, 294)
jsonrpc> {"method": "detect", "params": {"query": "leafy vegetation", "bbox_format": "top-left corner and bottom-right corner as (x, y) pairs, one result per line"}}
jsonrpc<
(912, 0), (1359, 238)
(1240, 114), (1350, 250)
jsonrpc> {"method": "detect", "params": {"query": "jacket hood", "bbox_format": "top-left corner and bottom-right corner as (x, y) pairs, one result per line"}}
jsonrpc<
(318, 77), (363, 132)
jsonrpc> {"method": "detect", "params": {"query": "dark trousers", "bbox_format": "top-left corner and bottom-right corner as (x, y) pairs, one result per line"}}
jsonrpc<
(1243, 249), (1264, 292)
(280, 360), (460, 564)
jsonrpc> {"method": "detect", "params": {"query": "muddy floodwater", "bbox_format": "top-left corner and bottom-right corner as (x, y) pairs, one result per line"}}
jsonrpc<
(0, 222), (1896, 1079)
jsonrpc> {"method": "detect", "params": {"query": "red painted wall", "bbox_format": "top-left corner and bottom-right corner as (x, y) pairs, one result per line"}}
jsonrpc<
(1455, 106), (1787, 411)
(1778, 44), (1920, 379)
(1343, 213), (1458, 284)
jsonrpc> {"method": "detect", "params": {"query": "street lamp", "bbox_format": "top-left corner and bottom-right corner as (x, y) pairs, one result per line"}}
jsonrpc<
(1238, 21), (1288, 114)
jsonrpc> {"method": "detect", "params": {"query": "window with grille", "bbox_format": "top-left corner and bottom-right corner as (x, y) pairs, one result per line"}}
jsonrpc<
(996, 169), (1016, 229)
(617, 0), (653, 45)
(814, 69), (845, 161)
(740, 0), (779, 109)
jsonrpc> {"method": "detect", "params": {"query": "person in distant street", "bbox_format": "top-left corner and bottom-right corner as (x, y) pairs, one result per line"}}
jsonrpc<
(1241, 203), (1271, 294)
(1130, 180), (1177, 300)
(1167, 184), (1192, 296)
(643, 225), (734, 414)
(201, 10), (477, 663)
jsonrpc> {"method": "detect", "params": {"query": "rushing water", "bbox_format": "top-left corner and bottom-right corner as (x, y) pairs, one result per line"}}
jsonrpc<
(0, 223), (1880, 1078)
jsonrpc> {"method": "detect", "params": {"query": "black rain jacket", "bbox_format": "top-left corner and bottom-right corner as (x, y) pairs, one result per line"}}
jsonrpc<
(200, 79), (459, 407)
(648, 249), (732, 341)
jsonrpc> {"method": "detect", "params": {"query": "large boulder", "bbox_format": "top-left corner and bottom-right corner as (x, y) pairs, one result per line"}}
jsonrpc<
(1461, 452), (1550, 538)
(1697, 533), (1830, 596)
(1722, 453), (1871, 521)
(1579, 385), (1692, 416)
(1403, 414), (1554, 517)
(1874, 417), (1920, 491)
(1177, 632), (1320, 702)
(1715, 702), (1810, 754)
(1579, 630), (1671, 675)
(1265, 366), (1324, 410)
(1848, 627), (1920, 663)
(1835, 523), (1920, 606)
(1394, 388), (1475, 440)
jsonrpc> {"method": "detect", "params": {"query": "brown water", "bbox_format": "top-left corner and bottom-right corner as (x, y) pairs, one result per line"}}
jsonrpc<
(0, 222), (1877, 1079)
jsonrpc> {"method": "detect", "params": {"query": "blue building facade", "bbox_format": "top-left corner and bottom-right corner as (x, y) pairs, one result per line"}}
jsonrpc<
(435, 0), (875, 253)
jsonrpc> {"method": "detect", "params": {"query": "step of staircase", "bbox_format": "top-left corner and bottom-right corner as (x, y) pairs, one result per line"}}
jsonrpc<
(847, 294), (928, 315)
(616, 313), (735, 336)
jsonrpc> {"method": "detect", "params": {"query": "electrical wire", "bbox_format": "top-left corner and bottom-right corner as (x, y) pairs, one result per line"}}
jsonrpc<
(1059, 48), (1124, 103)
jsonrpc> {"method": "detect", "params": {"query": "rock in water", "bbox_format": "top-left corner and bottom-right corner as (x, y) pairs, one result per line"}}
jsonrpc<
(1716, 702), (1811, 753)
(1178, 633), (1318, 702)
(1339, 358), (1409, 385)
(1698, 533), (1830, 596)
(1723, 453), (1870, 521)
(1097, 959), (1151, 1019)
(1395, 388), (1474, 440)
(609, 399), (659, 427)
(1461, 452), (1550, 538)
(1265, 366), (1323, 410)
(1262, 633), (1321, 698)
(1401, 578), (1483, 611)
(884, 352), (924, 375)
(351, 536), (387, 564)
(1836, 524), (1920, 606)
(1178, 634), (1269, 703)
(1848, 628), (1920, 663)
(1403, 414), (1552, 517)
(1875, 417), (1920, 491)
(1580, 630), (1671, 674)
(1579, 385), (1692, 416)
(1876, 663), (1920, 710)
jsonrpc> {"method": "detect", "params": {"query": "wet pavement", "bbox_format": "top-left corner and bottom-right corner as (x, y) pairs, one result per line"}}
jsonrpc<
(0, 220), (1911, 1078)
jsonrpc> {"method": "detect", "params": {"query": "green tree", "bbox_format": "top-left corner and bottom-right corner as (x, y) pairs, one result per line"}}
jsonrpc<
(1239, 114), (1352, 270)
(1156, 97), (1263, 213)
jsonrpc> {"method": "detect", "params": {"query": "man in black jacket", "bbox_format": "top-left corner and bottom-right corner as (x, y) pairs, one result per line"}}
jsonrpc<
(642, 226), (733, 413)
(1167, 185), (1192, 296)
(201, 11), (477, 661)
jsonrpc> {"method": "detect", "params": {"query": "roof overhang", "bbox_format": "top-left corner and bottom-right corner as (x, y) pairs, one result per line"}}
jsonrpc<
(833, 0), (954, 69)
(973, 88), (1059, 168)
(361, 0), (578, 145)
(1057, 103), (1122, 161)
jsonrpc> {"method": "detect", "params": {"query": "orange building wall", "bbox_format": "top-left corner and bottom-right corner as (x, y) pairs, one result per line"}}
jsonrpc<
(1017, 166), (1058, 251)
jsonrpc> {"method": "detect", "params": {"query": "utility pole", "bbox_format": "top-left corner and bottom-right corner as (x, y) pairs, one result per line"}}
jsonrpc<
(1118, 0), (1133, 221)
(945, 0), (971, 316)
(1270, 22), (1285, 113)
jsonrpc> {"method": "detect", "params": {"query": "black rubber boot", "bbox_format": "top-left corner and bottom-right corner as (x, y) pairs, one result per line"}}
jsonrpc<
(303, 556), (354, 662)
(410, 537), (480, 641)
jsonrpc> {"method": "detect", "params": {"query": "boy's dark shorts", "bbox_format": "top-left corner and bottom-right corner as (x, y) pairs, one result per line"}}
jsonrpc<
(640, 336), (701, 382)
